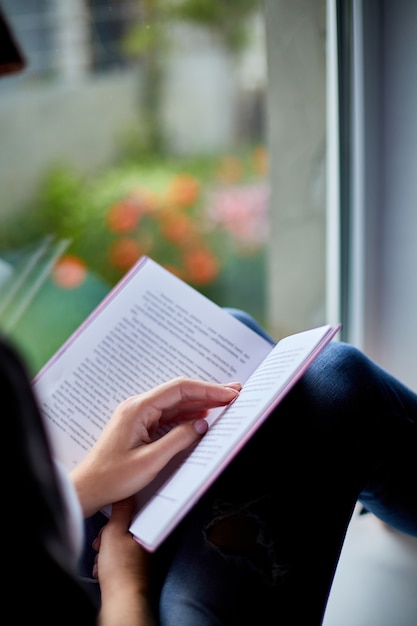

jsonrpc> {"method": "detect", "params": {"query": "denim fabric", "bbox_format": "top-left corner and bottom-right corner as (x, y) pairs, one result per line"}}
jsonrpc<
(81, 312), (417, 625)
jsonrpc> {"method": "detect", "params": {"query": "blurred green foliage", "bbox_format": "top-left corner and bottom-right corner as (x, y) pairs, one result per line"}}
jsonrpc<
(4, 147), (267, 288)
(0, 146), (269, 373)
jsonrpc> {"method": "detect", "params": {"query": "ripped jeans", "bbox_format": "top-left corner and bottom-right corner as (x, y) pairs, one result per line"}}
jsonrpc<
(80, 309), (417, 625)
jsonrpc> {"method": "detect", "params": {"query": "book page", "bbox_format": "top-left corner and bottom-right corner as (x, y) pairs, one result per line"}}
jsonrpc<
(33, 256), (273, 469)
(129, 324), (340, 550)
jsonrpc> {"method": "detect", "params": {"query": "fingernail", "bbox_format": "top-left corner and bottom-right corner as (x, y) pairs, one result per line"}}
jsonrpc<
(225, 381), (242, 388)
(194, 418), (208, 435)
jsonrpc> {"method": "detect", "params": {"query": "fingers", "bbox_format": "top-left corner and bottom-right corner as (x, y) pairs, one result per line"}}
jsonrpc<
(117, 378), (241, 437)
(133, 416), (213, 479)
(130, 379), (241, 473)
(92, 496), (137, 579)
(73, 378), (242, 518)
(147, 377), (242, 420)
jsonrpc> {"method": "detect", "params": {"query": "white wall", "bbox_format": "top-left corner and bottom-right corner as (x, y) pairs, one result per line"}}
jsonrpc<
(0, 72), (141, 217)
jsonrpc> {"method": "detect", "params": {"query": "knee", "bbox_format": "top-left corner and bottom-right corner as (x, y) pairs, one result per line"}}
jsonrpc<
(295, 340), (380, 424)
(307, 341), (373, 390)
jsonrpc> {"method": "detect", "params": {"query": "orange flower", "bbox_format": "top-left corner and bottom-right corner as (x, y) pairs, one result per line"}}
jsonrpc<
(216, 155), (243, 183)
(252, 145), (268, 176)
(167, 174), (200, 207)
(160, 211), (194, 244)
(106, 189), (157, 234)
(52, 254), (87, 289)
(106, 198), (142, 234)
(108, 238), (142, 269)
(183, 249), (220, 285)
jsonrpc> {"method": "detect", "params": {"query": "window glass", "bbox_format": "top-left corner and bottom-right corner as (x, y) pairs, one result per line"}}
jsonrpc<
(0, 0), (269, 374)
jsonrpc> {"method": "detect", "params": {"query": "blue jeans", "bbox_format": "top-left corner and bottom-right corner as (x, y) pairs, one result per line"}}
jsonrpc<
(81, 310), (417, 625)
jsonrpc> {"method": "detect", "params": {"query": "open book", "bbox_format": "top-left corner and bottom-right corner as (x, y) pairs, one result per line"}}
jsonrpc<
(33, 255), (340, 551)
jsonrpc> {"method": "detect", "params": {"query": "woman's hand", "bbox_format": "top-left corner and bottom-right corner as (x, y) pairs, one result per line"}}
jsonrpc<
(94, 496), (156, 626)
(70, 377), (241, 517)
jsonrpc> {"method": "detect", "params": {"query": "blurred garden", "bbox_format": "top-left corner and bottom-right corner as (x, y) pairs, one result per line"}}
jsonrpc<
(0, 146), (269, 373)
(0, 0), (269, 375)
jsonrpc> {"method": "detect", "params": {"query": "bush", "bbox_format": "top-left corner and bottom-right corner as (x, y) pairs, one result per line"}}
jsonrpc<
(21, 148), (269, 301)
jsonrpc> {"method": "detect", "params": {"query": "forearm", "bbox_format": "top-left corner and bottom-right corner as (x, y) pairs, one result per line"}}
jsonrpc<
(99, 588), (157, 626)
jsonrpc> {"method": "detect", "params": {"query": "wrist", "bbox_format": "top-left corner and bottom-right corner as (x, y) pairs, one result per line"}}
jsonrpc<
(70, 462), (101, 518)
(99, 586), (155, 626)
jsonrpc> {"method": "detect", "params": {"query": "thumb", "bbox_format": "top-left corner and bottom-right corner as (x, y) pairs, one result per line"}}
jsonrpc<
(108, 495), (136, 531)
(142, 418), (208, 476)
(92, 496), (136, 552)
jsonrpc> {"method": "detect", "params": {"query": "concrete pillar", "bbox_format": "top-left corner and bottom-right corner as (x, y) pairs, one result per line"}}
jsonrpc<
(264, 0), (327, 338)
